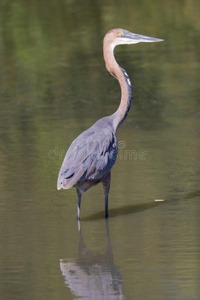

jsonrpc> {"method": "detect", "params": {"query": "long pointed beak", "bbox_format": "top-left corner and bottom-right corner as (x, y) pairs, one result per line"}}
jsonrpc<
(120, 30), (164, 45)
(111, 29), (164, 48)
(130, 33), (164, 43)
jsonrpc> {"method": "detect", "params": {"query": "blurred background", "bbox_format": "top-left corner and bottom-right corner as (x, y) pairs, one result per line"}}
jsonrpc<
(0, 0), (200, 299)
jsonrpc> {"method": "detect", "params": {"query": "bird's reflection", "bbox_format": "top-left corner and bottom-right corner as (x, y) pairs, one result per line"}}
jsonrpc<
(60, 220), (124, 299)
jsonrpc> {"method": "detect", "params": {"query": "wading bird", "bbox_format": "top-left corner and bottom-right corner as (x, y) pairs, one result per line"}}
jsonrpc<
(57, 28), (163, 219)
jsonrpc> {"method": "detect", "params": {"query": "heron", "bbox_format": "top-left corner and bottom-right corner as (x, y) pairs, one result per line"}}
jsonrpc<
(57, 28), (163, 220)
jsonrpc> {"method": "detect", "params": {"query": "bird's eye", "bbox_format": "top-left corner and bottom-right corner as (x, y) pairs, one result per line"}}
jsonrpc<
(118, 32), (124, 37)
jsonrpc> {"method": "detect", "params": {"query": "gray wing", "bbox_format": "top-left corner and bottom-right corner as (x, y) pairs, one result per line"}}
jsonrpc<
(57, 120), (118, 190)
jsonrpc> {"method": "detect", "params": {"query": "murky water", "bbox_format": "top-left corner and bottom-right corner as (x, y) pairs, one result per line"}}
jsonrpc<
(0, 1), (200, 299)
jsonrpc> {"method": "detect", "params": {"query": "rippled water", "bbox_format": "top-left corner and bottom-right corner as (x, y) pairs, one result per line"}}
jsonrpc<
(0, 1), (200, 299)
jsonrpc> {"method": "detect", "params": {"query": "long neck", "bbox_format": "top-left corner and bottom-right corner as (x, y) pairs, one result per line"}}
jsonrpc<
(103, 42), (132, 133)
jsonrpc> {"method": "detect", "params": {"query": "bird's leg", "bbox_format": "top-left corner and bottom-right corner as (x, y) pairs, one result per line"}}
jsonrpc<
(102, 172), (111, 219)
(105, 195), (108, 219)
(76, 188), (82, 220)
(77, 196), (81, 220)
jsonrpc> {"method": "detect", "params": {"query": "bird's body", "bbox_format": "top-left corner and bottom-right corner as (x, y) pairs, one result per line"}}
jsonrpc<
(58, 116), (118, 193)
(57, 28), (163, 219)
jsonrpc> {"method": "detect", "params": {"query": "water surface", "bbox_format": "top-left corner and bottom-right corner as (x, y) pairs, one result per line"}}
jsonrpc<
(0, 1), (200, 299)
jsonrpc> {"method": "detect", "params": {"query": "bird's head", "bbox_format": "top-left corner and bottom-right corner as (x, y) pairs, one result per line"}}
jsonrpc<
(104, 28), (163, 51)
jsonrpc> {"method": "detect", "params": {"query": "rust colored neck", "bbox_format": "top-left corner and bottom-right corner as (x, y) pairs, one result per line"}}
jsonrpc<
(103, 38), (132, 133)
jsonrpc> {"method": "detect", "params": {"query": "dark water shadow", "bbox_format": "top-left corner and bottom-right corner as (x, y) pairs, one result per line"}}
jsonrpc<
(184, 190), (200, 199)
(60, 220), (124, 299)
(82, 200), (166, 221)
(82, 189), (200, 221)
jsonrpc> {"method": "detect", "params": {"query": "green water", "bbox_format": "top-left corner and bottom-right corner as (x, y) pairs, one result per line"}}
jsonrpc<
(0, 0), (200, 299)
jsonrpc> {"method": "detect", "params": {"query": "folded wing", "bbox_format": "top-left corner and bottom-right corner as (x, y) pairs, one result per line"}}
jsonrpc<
(57, 120), (118, 190)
